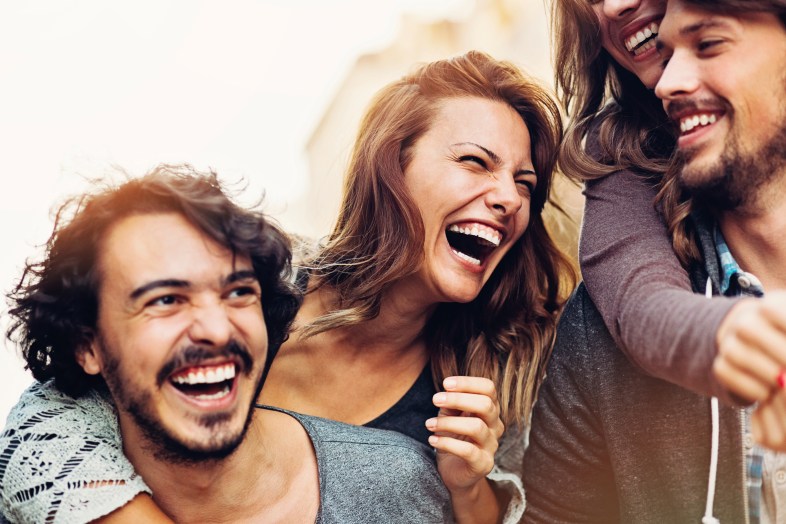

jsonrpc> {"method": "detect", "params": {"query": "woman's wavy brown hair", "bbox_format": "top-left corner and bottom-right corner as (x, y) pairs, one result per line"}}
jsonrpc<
(550, 0), (675, 182)
(301, 50), (576, 427)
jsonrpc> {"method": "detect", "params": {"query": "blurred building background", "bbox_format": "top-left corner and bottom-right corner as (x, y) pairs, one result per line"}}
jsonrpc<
(0, 0), (582, 421)
(287, 0), (583, 259)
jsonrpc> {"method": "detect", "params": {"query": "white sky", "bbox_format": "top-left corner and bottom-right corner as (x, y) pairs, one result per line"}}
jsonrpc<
(0, 0), (476, 422)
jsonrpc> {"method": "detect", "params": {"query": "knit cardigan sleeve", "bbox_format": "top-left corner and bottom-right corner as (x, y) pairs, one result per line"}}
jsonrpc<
(0, 380), (149, 524)
(579, 130), (741, 403)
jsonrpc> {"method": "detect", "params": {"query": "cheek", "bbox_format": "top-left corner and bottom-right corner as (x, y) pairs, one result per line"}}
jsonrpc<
(234, 308), (268, 346)
(514, 205), (531, 240)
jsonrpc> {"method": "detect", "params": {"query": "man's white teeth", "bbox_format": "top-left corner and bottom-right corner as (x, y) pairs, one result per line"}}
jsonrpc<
(452, 249), (481, 266)
(625, 21), (659, 52)
(447, 224), (501, 246)
(172, 363), (236, 385)
(193, 385), (231, 401)
(680, 113), (717, 133)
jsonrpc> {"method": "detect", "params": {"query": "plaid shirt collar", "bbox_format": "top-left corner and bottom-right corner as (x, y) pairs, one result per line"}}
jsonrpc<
(714, 226), (764, 298)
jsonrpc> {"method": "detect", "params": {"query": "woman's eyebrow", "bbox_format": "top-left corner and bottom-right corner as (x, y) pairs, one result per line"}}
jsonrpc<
(453, 142), (501, 164)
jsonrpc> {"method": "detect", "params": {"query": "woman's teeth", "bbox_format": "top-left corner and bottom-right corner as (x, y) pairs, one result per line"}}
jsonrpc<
(447, 223), (501, 246)
(625, 21), (659, 54)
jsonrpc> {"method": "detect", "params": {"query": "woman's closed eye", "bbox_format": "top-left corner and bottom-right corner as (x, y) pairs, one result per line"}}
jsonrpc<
(516, 178), (535, 194)
(459, 154), (489, 170)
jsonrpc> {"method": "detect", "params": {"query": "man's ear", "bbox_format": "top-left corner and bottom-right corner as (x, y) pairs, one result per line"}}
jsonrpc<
(76, 337), (103, 376)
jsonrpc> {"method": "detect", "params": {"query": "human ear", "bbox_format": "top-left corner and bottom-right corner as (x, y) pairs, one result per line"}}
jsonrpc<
(76, 336), (103, 376)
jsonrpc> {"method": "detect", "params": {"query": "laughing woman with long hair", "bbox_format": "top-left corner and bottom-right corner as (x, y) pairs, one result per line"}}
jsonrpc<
(1, 51), (575, 524)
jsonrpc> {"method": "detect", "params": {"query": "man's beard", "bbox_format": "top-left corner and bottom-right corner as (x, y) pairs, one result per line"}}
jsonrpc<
(678, 114), (786, 212)
(100, 339), (263, 465)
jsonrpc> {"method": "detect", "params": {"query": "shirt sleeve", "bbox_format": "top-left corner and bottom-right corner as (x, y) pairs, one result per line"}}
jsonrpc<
(0, 381), (150, 524)
(580, 141), (742, 403)
(487, 426), (526, 523)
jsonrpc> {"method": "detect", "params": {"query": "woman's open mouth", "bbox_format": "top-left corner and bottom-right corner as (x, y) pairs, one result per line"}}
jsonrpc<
(625, 21), (659, 57)
(445, 222), (502, 267)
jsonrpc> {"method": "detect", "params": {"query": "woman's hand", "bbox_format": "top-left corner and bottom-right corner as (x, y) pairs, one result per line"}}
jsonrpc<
(752, 390), (786, 451)
(427, 376), (506, 523)
(714, 293), (786, 402)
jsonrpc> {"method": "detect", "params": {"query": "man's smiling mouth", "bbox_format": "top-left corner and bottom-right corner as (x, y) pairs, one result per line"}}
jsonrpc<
(170, 362), (237, 401)
(680, 113), (719, 135)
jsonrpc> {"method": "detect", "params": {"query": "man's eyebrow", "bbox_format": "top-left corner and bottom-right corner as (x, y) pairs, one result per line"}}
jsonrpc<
(453, 142), (501, 164)
(129, 271), (257, 300)
(226, 270), (258, 285)
(657, 18), (733, 52)
(130, 279), (189, 300)
(680, 18), (733, 37)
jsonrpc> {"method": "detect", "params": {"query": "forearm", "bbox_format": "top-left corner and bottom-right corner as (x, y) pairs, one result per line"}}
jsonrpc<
(449, 478), (505, 524)
(581, 168), (741, 402)
(0, 381), (152, 523)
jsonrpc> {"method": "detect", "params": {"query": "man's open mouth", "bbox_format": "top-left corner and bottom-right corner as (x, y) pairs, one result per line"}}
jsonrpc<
(169, 362), (237, 401)
(445, 222), (502, 267)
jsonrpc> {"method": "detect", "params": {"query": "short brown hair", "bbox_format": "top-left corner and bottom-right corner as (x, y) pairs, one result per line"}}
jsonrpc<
(7, 164), (300, 396)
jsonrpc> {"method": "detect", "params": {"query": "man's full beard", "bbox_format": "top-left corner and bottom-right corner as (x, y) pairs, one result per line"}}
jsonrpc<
(101, 339), (262, 465)
(678, 116), (786, 212)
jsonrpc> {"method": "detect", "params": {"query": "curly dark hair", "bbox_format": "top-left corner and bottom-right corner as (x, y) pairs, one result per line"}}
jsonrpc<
(6, 164), (301, 396)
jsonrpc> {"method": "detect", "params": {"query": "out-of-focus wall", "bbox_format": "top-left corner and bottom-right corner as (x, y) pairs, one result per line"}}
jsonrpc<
(290, 0), (583, 262)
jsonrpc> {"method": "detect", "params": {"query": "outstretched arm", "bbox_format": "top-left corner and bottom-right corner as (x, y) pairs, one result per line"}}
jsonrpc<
(581, 168), (741, 402)
(0, 381), (170, 523)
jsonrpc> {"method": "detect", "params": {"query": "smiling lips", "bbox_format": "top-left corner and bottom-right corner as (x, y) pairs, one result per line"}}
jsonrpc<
(170, 362), (237, 401)
(625, 21), (660, 56)
(445, 222), (503, 267)
(679, 113), (718, 134)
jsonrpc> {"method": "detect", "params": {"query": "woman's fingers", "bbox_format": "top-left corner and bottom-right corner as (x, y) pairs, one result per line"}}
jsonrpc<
(443, 376), (497, 397)
(428, 433), (495, 476)
(715, 294), (786, 401)
(426, 415), (498, 453)
(434, 376), (504, 437)
(752, 391), (786, 451)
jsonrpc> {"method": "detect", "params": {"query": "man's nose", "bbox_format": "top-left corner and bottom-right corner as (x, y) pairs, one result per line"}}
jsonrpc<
(188, 299), (233, 348)
(655, 52), (701, 102)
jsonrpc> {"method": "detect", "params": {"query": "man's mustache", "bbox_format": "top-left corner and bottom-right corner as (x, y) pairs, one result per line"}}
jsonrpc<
(156, 340), (255, 386)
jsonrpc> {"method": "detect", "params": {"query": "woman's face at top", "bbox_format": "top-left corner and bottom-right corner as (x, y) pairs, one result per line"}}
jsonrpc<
(403, 96), (535, 306)
(592, 0), (666, 89)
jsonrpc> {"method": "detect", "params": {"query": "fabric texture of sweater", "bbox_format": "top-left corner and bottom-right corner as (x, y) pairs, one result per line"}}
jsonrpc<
(580, 126), (741, 404)
(522, 211), (749, 522)
(0, 382), (454, 524)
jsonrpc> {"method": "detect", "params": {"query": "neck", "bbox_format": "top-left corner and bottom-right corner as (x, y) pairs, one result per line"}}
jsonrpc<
(303, 282), (434, 359)
(719, 193), (786, 290)
(120, 409), (318, 523)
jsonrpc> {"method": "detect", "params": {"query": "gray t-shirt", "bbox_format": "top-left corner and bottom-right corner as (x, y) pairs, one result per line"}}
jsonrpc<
(0, 381), (451, 523)
(269, 406), (451, 523)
